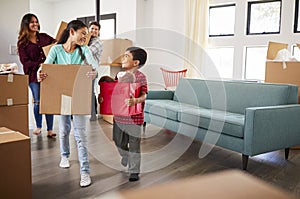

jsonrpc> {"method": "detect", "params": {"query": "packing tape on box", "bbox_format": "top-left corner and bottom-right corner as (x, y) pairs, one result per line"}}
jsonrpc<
(0, 130), (15, 135)
(7, 98), (13, 106)
(7, 74), (14, 82)
(61, 95), (72, 115)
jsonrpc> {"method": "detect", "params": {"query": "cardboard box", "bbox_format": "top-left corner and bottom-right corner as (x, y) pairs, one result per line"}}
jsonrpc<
(265, 61), (300, 102)
(267, 41), (288, 60)
(43, 21), (91, 56)
(40, 64), (93, 115)
(55, 21), (68, 41)
(0, 127), (31, 199)
(102, 114), (114, 124)
(118, 170), (297, 199)
(0, 74), (28, 106)
(0, 105), (29, 136)
(99, 82), (142, 116)
(100, 39), (133, 65)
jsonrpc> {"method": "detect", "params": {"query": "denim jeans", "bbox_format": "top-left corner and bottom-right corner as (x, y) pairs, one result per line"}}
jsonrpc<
(29, 82), (54, 130)
(113, 122), (141, 173)
(59, 115), (90, 174)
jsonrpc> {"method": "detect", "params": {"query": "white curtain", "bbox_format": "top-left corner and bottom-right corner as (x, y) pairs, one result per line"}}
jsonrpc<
(184, 0), (209, 77)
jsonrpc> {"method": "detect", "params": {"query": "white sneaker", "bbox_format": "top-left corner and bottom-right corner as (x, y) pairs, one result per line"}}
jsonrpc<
(59, 157), (70, 168)
(80, 173), (91, 187)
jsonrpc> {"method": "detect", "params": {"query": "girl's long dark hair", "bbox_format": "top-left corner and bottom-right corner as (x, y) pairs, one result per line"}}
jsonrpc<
(57, 20), (86, 62)
(17, 13), (40, 47)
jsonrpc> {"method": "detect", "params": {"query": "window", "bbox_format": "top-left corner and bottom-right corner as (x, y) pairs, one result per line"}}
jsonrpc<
(207, 48), (234, 78)
(292, 45), (300, 60)
(244, 46), (268, 80)
(246, 0), (281, 35)
(78, 13), (116, 39)
(294, 0), (300, 33)
(209, 4), (235, 37)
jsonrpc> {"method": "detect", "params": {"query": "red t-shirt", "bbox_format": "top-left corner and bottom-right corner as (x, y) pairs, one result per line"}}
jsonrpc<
(114, 70), (148, 125)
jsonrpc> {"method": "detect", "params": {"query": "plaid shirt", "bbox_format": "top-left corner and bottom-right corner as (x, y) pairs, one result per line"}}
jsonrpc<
(88, 36), (103, 64)
(114, 70), (148, 125)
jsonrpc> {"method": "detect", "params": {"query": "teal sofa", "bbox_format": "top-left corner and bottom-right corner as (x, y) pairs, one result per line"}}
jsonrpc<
(144, 78), (300, 170)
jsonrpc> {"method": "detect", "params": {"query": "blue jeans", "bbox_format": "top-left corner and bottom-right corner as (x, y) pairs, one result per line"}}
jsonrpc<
(113, 122), (141, 173)
(59, 115), (90, 174)
(29, 82), (54, 130)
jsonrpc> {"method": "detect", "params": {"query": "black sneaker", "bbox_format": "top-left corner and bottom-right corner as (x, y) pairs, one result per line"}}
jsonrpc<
(129, 173), (139, 182)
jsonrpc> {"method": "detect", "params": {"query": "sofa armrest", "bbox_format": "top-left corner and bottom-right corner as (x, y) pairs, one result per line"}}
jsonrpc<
(146, 90), (174, 100)
(244, 104), (300, 156)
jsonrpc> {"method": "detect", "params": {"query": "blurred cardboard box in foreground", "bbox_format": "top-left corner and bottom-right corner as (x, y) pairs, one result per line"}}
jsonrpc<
(40, 64), (93, 115)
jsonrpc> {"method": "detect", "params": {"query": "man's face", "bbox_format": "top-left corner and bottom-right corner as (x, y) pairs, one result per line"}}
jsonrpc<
(89, 25), (100, 37)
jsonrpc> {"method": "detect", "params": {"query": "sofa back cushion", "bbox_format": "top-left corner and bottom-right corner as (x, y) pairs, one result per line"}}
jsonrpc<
(174, 78), (298, 114)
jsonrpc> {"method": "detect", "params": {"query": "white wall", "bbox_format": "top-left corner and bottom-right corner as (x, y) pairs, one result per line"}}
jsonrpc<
(208, 0), (300, 79)
(0, 0), (29, 66)
(28, 0), (185, 88)
(135, 0), (186, 88)
(0, 0), (186, 128)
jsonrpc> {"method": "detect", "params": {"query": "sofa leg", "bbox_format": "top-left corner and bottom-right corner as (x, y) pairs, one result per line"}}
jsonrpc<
(285, 148), (290, 160)
(242, 154), (249, 170)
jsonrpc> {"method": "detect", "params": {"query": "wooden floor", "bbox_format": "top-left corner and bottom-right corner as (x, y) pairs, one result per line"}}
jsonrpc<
(31, 117), (300, 199)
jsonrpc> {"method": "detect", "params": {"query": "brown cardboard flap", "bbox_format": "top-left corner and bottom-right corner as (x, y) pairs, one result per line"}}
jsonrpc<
(40, 64), (92, 115)
(101, 39), (133, 65)
(0, 128), (29, 143)
(55, 21), (68, 40)
(42, 43), (55, 57)
(267, 41), (288, 60)
(0, 105), (29, 136)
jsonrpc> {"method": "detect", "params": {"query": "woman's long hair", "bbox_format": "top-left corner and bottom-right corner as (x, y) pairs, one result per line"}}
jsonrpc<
(57, 20), (87, 62)
(17, 13), (40, 47)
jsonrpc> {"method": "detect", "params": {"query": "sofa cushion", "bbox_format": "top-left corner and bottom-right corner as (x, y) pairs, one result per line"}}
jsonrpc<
(174, 78), (298, 114)
(179, 107), (245, 138)
(145, 100), (196, 121)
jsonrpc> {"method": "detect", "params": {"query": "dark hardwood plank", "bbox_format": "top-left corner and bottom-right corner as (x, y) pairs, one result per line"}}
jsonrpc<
(31, 118), (300, 198)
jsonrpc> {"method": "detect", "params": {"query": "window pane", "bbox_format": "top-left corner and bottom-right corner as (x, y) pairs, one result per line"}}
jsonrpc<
(100, 19), (115, 39)
(248, 1), (281, 34)
(295, 0), (300, 32)
(292, 45), (300, 60)
(207, 48), (234, 78)
(245, 47), (268, 80)
(209, 5), (235, 36)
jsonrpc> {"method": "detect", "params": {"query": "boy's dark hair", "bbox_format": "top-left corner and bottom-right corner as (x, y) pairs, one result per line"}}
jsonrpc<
(89, 21), (101, 29)
(98, 75), (115, 85)
(126, 47), (147, 68)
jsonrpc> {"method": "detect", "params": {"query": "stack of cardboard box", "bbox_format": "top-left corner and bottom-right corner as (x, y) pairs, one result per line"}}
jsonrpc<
(265, 41), (300, 103)
(0, 74), (29, 136)
(0, 127), (31, 199)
